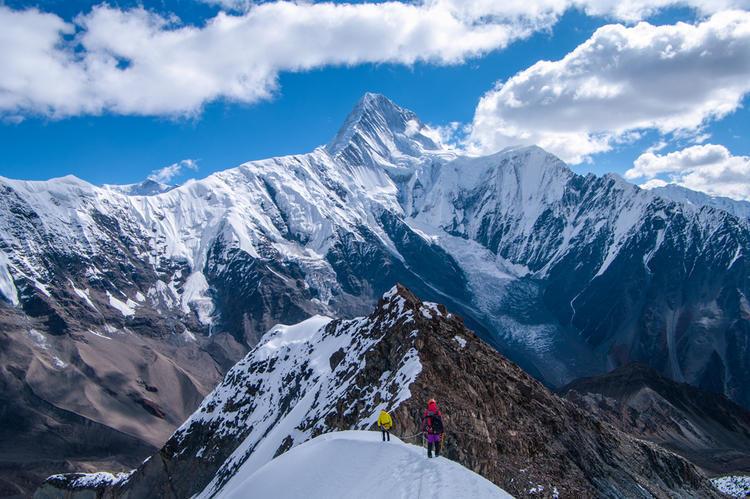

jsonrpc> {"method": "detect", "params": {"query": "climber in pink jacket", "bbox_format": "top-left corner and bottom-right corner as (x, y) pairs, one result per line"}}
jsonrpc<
(422, 399), (444, 458)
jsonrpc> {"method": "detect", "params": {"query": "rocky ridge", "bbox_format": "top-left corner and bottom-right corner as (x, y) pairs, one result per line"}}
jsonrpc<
(37, 286), (721, 499)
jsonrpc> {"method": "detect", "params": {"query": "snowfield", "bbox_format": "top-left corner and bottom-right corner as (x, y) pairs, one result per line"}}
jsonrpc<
(711, 475), (750, 497)
(218, 431), (514, 499)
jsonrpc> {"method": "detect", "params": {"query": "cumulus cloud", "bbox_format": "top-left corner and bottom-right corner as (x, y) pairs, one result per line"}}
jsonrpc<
(627, 144), (750, 200)
(198, 0), (255, 12)
(2, 1), (749, 119)
(468, 10), (750, 163)
(430, 0), (749, 23)
(148, 159), (198, 183)
(0, 1), (534, 118)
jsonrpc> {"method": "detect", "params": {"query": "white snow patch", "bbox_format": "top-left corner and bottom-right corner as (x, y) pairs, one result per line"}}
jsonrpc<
(181, 272), (214, 325)
(34, 280), (51, 297)
(26, 329), (48, 349)
(259, 315), (334, 352)
(51, 356), (68, 369)
(219, 431), (512, 499)
(87, 329), (111, 340)
(453, 335), (467, 348)
(48, 471), (134, 489)
(381, 285), (400, 301)
(181, 330), (197, 343)
(0, 252), (19, 306)
(712, 476), (750, 497)
(69, 281), (97, 310)
(107, 292), (135, 317)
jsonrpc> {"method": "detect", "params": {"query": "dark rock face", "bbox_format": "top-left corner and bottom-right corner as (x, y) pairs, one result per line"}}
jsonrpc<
(38, 286), (721, 499)
(562, 363), (750, 475)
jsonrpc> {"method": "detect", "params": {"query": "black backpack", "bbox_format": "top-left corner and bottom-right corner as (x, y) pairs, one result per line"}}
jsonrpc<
(428, 411), (444, 434)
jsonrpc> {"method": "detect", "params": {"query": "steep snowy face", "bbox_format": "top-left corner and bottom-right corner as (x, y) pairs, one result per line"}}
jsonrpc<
(409, 147), (657, 278)
(401, 144), (750, 408)
(326, 92), (455, 179)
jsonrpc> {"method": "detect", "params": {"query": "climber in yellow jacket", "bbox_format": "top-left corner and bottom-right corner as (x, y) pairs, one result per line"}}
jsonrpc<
(377, 410), (393, 442)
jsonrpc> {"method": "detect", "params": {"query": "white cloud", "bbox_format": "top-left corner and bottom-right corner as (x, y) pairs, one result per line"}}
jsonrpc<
(468, 10), (750, 163)
(2, 1), (749, 119)
(199, 0), (255, 13)
(627, 144), (750, 200)
(148, 159), (198, 183)
(0, 7), (90, 117)
(0, 2), (532, 118)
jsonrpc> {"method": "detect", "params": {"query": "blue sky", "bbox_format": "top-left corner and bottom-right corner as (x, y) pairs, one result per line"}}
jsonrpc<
(1, 0), (749, 198)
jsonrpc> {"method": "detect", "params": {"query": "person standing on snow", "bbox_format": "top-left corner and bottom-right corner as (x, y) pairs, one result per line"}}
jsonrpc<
(378, 410), (393, 441)
(422, 399), (444, 458)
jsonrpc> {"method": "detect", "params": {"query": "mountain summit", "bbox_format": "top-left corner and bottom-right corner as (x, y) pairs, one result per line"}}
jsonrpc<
(326, 92), (449, 175)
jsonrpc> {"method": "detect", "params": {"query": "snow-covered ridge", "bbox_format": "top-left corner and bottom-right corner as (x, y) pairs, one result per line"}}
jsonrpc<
(37, 284), (724, 499)
(166, 286), (426, 497)
(218, 430), (513, 499)
(650, 183), (750, 220)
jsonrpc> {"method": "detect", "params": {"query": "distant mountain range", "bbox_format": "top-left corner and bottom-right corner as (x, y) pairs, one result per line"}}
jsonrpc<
(2, 93), (750, 494)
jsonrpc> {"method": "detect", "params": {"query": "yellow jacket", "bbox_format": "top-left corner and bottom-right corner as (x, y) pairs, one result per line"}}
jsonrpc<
(377, 410), (393, 430)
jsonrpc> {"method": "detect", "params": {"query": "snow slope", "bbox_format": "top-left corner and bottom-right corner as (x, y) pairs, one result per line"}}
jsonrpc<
(219, 431), (513, 499)
(712, 476), (750, 497)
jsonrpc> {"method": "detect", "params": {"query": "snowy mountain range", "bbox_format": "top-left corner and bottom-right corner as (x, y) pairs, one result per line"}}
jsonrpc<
(37, 286), (721, 498)
(2, 92), (750, 492)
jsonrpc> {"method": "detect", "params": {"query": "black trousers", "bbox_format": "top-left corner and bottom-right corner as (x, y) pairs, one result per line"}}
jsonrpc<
(427, 439), (441, 457)
(381, 429), (390, 441)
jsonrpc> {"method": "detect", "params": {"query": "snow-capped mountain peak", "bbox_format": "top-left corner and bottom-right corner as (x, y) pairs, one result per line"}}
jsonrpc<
(103, 178), (176, 196)
(326, 92), (453, 176)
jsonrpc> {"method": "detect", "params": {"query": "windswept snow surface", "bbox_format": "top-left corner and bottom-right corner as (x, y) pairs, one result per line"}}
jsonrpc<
(219, 431), (513, 499)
